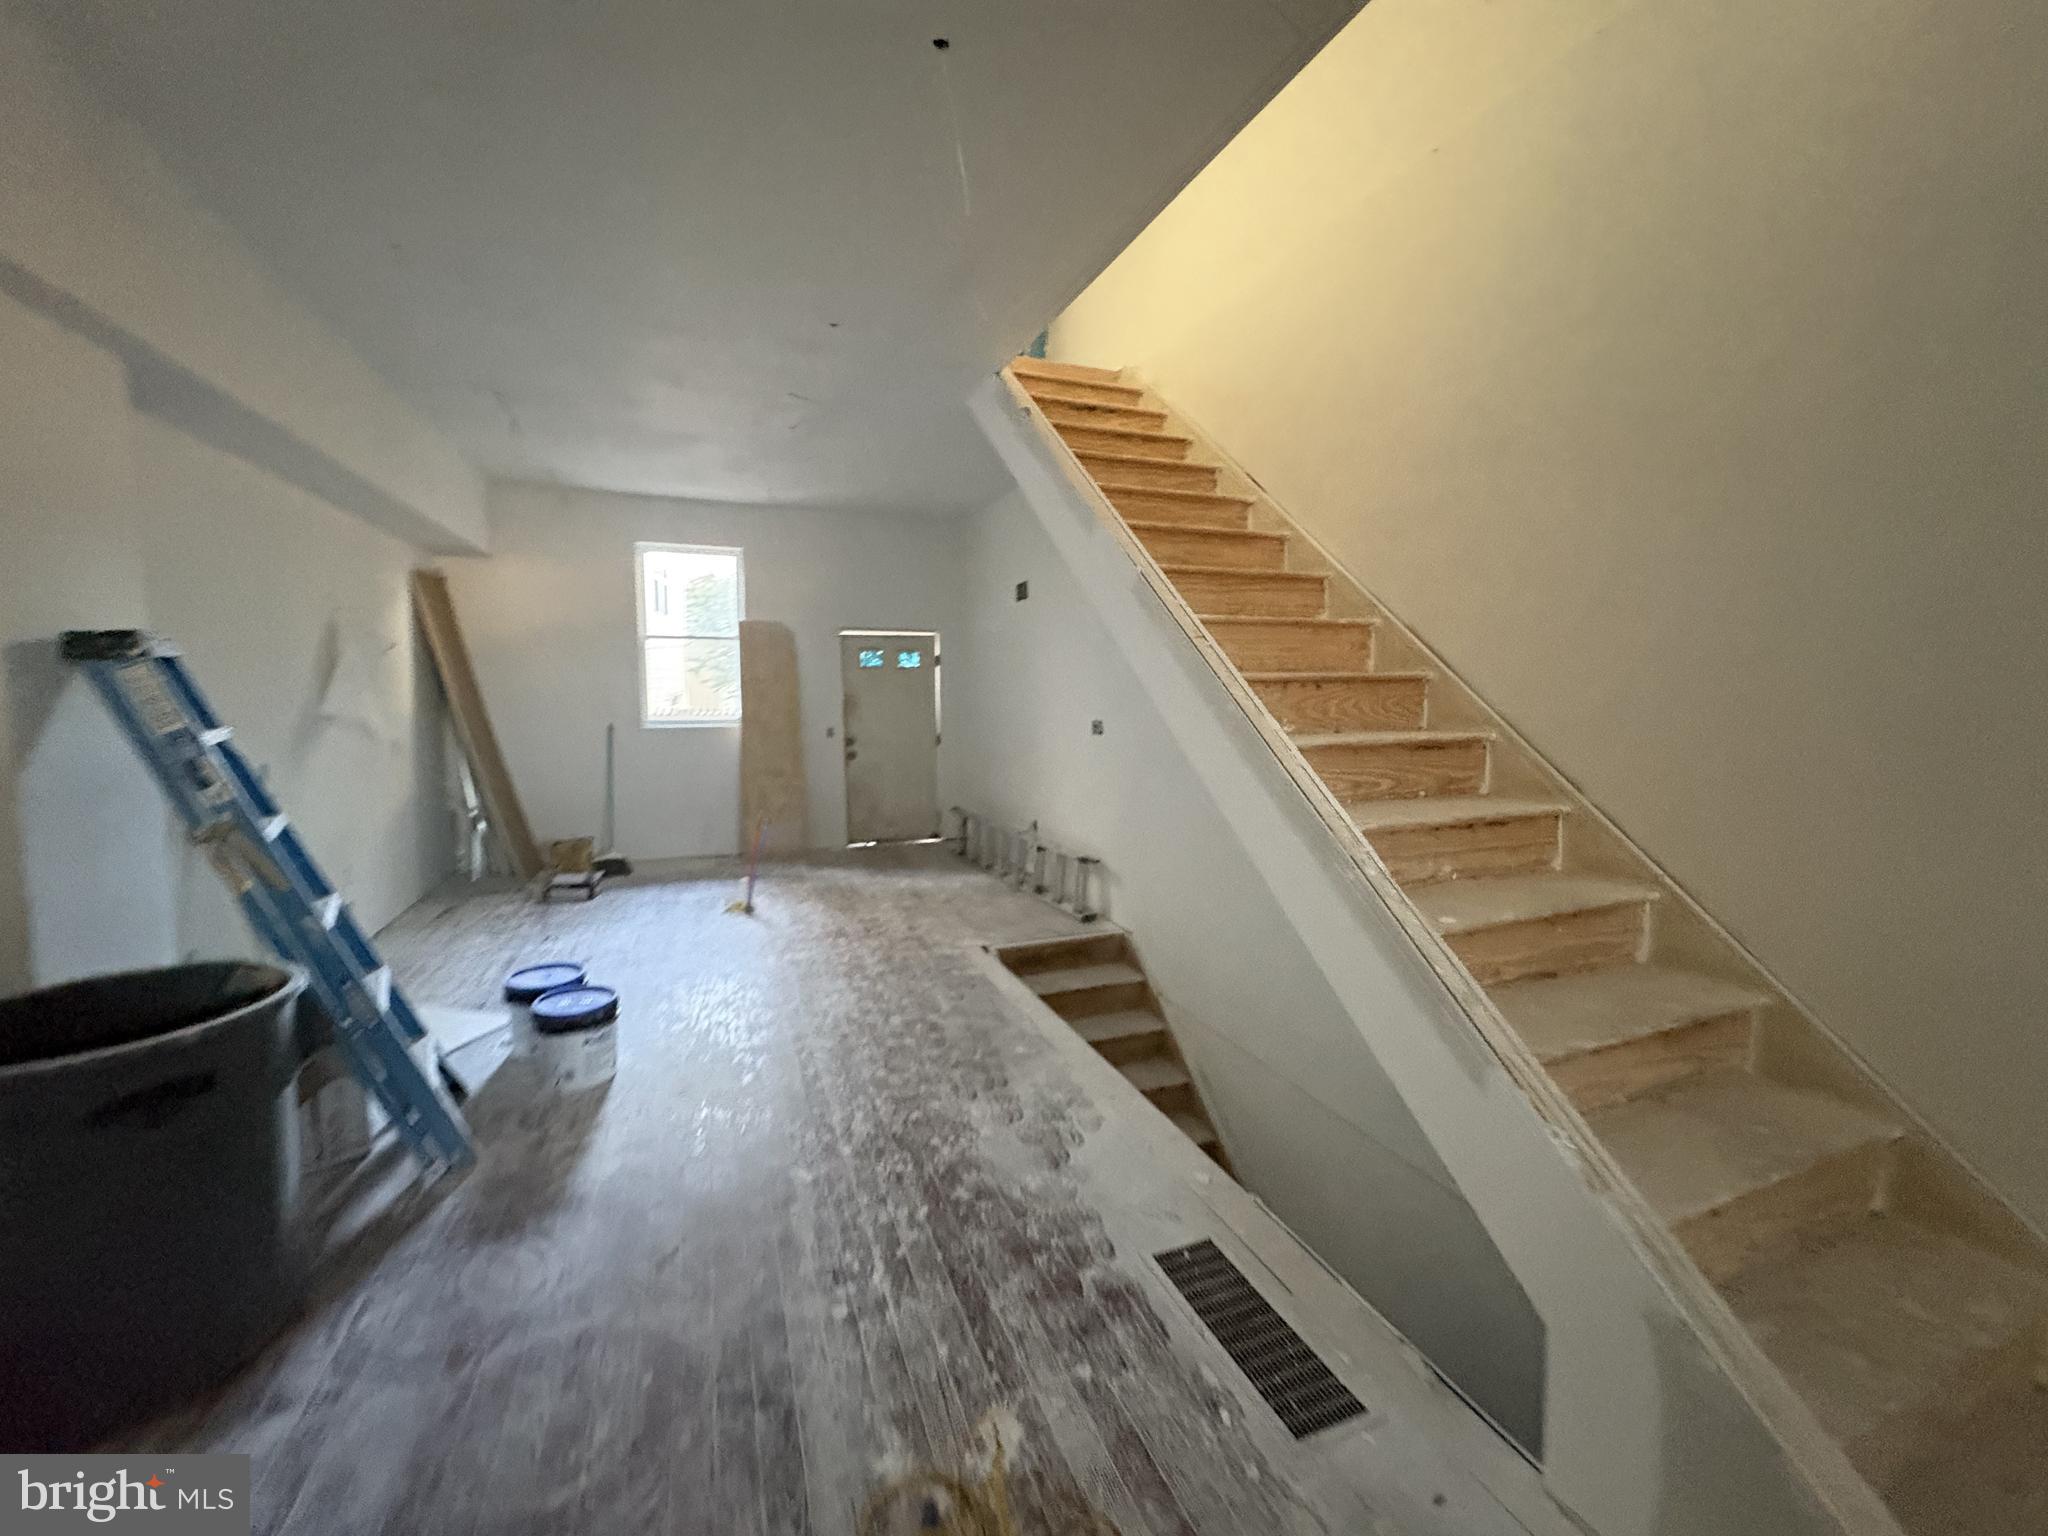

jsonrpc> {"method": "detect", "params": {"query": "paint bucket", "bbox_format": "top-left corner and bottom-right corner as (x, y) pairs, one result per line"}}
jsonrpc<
(529, 985), (618, 1092)
(503, 961), (587, 1004)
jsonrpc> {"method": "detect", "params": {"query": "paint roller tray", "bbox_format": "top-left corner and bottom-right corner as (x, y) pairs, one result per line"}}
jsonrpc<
(530, 986), (619, 1034)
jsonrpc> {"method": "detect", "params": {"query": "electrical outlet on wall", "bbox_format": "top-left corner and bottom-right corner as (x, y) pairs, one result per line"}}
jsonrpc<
(1015, 580), (1029, 602)
(1091, 720), (1104, 735)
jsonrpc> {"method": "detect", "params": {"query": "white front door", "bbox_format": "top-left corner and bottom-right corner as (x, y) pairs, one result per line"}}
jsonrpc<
(840, 633), (939, 844)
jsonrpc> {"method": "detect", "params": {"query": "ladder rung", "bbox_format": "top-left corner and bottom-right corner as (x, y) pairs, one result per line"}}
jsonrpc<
(367, 965), (392, 1011)
(260, 814), (288, 842)
(314, 893), (344, 929)
(198, 725), (233, 746)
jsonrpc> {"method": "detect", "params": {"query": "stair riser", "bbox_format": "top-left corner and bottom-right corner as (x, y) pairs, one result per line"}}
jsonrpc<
(1449, 900), (1649, 986)
(1027, 378), (1145, 408)
(1057, 424), (1192, 460)
(1089, 1029), (1173, 1068)
(1014, 359), (1124, 388)
(1103, 487), (1249, 529)
(1305, 739), (1487, 800)
(1548, 1011), (1754, 1114)
(1254, 675), (1427, 733)
(1211, 622), (1373, 672)
(1002, 933), (1130, 975)
(1139, 1080), (1200, 1118)
(1132, 526), (1286, 570)
(1677, 1139), (1897, 1286)
(1368, 810), (1561, 884)
(1046, 980), (1152, 1020)
(1076, 454), (1217, 493)
(1172, 571), (1327, 619)
(1038, 400), (1169, 433)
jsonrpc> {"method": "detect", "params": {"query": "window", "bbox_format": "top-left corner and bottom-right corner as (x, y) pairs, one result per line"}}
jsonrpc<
(895, 650), (922, 669)
(857, 649), (885, 669)
(636, 544), (743, 725)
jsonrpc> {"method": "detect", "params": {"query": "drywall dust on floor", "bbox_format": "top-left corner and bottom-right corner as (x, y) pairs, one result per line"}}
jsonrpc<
(133, 849), (1561, 1536)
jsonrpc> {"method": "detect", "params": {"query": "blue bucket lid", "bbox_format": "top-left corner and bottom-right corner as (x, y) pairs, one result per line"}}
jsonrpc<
(530, 984), (618, 1034)
(504, 961), (587, 1003)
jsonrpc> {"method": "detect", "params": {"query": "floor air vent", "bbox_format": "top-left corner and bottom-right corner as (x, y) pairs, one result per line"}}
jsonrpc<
(1154, 1239), (1365, 1439)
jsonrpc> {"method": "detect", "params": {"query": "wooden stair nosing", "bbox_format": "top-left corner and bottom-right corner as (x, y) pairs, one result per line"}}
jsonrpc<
(1294, 727), (1491, 751)
(1055, 422), (1195, 457)
(1344, 794), (1566, 834)
(1098, 482), (1252, 511)
(1012, 357), (1125, 387)
(1409, 873), (1661, 937)
(1075, 446), (1211, 474)
(1022, 379), (1147, 409)
(1159, 564), (1327, 586)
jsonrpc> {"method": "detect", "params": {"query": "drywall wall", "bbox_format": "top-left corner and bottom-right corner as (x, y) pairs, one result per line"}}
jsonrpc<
(1051, 0), (2048, 1232)
(949, 489), (1546, 1454)
(448, 484), (967, 859)
(0, 2), (470, 990)
(0, 0), (485, 553)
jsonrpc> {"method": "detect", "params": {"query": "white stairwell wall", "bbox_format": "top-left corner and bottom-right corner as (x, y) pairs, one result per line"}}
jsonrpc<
(949, 485), (1547, 1456)
(969, 375), (1882, 1536)
(0, 1), (479, 991)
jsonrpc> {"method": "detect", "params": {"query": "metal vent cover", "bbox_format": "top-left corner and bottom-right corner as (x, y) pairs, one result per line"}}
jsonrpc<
(1154, 1239), (1365, 1439)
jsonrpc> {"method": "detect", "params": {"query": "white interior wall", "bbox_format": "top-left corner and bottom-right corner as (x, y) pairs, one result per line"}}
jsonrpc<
(949, 489), (1545, 1453)
(0, 1), (474, 989)
(448, 483), (968, 860)
(1051, 0), (2048, 1234)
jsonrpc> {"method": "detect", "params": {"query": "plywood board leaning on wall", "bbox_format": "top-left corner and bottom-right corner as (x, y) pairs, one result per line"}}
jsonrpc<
(410, 569), (543, 879)
(739, 619), (806, 853)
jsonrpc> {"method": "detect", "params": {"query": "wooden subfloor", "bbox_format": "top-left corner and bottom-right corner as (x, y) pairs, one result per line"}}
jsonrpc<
(139, 847), (1565, 1535)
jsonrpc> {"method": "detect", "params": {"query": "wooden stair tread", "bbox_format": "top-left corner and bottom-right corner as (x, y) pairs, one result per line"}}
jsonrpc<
(1204, 616), (1374, 631)
(1169, 1110), (1221, 1147)
(1076, 447), (1206, 472)
(1025, 962), (1145, 997)
(1724, 1217), (2048, 1473)
(1346, 794), (1565, 833)
(1125, 520), (1281, 541)
(1241, 669), (1428, 683)
(1492, 964), (1770, 1062)
(1013, 357), (1124, 387)
(1058, 424), (1194, 453)
(1023, 381), (1145, 408)
(1159, 564), (1325, 583)
(1098, 483), (1250, 508)
(1118, 1056), (1193, 1094)
(1589, 1069), (1901, 1228)
(1074, 1009), (1169, 1047)
(1295, 727), (1489, 749)
(1410, 873), (1660, 935)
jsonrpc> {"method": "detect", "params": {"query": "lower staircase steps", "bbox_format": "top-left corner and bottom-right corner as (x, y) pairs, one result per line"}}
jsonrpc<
(1347, 794), (1567, 883)
(1490, 963), (1768, 1110)
(1012, 358), (2048, 1534)
(1125, 521), (1286, 569)
(1073, 448), (1218, 492)
(1245, 670), (1430, 733)
(997, 931), (1228, 1170)
(1409, 872), (1659, 984)
(1726, 1218), (2048, 1495)
(1161, 565), (1328, 617)
(1203, 616), (1375, 671)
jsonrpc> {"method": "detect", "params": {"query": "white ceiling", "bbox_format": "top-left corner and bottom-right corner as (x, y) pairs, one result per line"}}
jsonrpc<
(27, 0), (1357, 513)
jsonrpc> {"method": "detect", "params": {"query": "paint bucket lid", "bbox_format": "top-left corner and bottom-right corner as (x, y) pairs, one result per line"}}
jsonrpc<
(530, 984), (619, 1034)
(504, 962), (587, 1003)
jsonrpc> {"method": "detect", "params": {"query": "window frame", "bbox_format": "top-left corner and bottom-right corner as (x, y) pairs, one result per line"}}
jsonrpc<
(634, 541), (746, 729)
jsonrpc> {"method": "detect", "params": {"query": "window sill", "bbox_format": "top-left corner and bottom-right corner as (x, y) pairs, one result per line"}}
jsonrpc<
(641, 719), (741, 730)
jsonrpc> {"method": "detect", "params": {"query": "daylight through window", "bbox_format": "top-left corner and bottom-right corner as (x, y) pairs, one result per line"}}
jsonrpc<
(637, 544), (743, 724)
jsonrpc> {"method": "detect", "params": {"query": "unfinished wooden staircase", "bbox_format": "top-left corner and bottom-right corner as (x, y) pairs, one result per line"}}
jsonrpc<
(1008, 354), (2048, 1536)
(995, 929), (1229, 1170)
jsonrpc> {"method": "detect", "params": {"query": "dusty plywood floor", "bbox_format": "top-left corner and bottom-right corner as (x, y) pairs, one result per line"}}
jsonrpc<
(143, 847), (1562, 1535)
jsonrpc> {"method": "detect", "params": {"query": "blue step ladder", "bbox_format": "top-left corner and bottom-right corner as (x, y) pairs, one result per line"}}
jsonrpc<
(63, 630), (476, 1175)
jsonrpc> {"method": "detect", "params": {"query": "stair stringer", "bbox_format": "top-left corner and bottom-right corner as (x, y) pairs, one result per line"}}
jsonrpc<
(970, 369), (1901, 1536)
